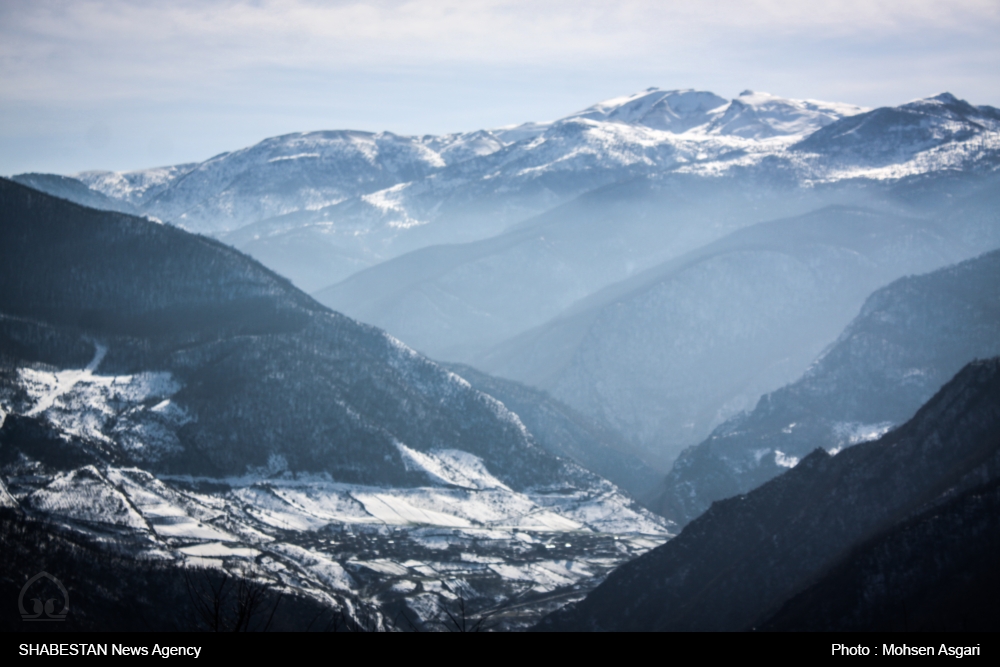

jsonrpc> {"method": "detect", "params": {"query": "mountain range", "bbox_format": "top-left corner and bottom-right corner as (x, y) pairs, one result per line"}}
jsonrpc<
(5, 85), (1000, 630)
(15, 90), (1000, 471)
(13, 87), (880, 292)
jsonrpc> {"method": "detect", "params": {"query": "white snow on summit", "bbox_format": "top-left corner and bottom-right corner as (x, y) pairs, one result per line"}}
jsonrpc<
(58, 88), (999, 298)
(561, 88), (865, 139)
(566, 88), (729, 134)
(72, 87), (867, 237)
(698, 90), (868, 139)
(77, 164), (197, 206)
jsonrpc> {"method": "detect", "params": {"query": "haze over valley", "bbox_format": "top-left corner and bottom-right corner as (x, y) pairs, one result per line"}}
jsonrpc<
(4, 78), (1000, 631)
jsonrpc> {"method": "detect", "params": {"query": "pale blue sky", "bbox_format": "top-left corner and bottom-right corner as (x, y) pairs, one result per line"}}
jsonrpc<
(2, 0), (999, 175)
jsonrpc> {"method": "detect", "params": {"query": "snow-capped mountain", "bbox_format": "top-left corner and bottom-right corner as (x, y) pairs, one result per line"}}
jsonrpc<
(42, 87), (870, 293)
(516, 88), (864, 139)
(794, 92), (1000, 165)
(0, 180), (669, 629)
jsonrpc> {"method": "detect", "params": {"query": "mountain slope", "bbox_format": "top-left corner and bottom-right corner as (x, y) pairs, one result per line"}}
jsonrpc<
(0, 178), (670, 629)
(474, 174), (1000, 464)
(314, 171), (863, 362)
(0, 177), (560, 487)
(10, 173), (138, 216)
(761, 476), (1000, 632)
(536, 357), (1000, 631)
(654, 248), (1000, 526)
(440, 362), (664, 501)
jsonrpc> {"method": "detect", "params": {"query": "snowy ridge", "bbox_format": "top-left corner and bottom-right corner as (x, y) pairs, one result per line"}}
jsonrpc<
(696, 90), (867, 139)
(566, 88), (727, 131)
(832, 421), (895, 447)
(558, 88), (865, 139)
(421, 130), (507, 165)
(60, 88), (996, 300)
(77, 164), (197, 206)
(66, 87), (875, 265)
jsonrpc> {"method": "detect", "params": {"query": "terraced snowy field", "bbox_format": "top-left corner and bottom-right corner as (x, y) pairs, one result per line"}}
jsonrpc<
(2, 457), (669, 630)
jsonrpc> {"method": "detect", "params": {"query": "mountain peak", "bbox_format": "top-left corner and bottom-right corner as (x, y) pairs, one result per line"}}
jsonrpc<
(901, 92), (983, 118)
(702, 91), (866, 139)
(565, 88), (728, 133)
(928, 91), (960, 104)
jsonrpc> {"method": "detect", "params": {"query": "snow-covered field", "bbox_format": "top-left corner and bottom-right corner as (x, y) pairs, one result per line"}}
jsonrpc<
(3, 461), (670, 629)
(1, 341), (670, 630)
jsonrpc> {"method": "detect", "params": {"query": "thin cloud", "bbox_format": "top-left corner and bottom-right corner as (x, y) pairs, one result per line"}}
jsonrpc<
(1, 0), (998, 173)
(3, 1), (998, 100)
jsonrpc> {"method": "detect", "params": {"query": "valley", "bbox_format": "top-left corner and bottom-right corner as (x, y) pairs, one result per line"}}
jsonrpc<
(3, 85), (1000, 632)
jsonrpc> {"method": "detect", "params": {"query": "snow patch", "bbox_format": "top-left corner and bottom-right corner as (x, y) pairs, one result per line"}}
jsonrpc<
(18, 342), (190, 460)
(774, 450), (800, 468)
(268, 153), (320, 163)
(0, 478), (18, 508)
(833, 421), (894, 446)
(395, 443), (511, 491)
(178, 543), (259, 559)
(269, 543), (356, 591)
(25, 466), (149, 530)
(350, 492), (474, 528)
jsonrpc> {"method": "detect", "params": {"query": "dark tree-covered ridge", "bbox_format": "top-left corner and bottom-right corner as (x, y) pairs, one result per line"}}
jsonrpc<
(0, 178), (570, 488)
(537, 357), (1000, 631)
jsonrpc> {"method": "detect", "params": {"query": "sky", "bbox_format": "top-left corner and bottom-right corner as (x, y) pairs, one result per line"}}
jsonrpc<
(2, 0), (999, 175)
